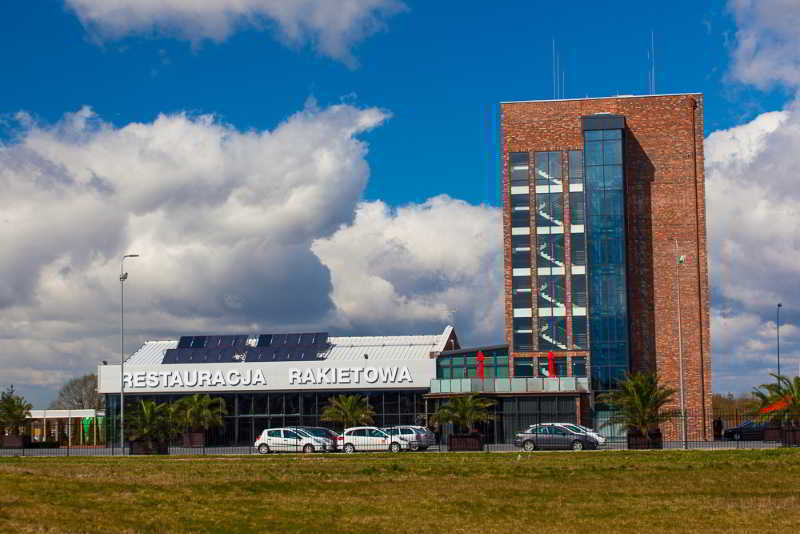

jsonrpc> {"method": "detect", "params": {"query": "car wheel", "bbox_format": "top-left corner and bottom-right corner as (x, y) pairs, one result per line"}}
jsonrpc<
(419, 446), (429, 451)
(572, 440), (584, 451)
(522, 440), (536, 452)
(303, 444), (315, 453)
(257, 443), (270, 454)
(343, 443), (356, 454)
(389, 442), (401, 453)
(410, 443), (420, 451)
(733, 432), (742, 441)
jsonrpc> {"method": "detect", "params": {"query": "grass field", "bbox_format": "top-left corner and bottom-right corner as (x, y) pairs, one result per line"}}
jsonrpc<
(1, 449), (799, 533)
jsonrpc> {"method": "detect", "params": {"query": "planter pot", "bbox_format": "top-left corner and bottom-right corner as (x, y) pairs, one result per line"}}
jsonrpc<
(782, 428), (800, 447)
(129, 440), (168, 455)
(627, 430), (663, 450)
(764, 427), (782, 442)
(1, 435), (24, 448)
(182, 432), (205, 448)
(448, 433), (483, 451)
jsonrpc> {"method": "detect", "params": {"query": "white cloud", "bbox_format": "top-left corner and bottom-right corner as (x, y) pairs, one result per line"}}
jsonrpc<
(0, 102), (389, 403)
(706, 107), (800, 393)
(0, 104), (507, 406)
(312, 197), (504, 340)
(64, 0), (407, 66)
(728, 0), (800, 90)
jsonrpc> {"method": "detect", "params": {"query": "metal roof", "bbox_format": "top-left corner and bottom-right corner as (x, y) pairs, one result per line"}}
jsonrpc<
(122, 326), (454, 367)
(125, 340), (178, 366)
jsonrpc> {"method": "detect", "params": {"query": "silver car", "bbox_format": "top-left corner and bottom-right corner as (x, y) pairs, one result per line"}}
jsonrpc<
(513, 423), (599, 451)
(384, 425), (436, 450)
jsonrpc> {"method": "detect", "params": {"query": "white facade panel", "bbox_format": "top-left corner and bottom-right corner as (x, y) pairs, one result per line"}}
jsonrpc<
(513, 308), (532, 318)
(511, 227), (530, 235)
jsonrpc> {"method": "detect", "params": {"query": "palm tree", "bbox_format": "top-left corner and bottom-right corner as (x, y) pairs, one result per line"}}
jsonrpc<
(431, 394), (495, 433)
(126, 399), (174, 453)
(752, 374), (800, 426)
(598, 372), (676, 445)
(172, 394), (227, 447)
(0, 385), (32, 446)
(320, 394), (375, 430)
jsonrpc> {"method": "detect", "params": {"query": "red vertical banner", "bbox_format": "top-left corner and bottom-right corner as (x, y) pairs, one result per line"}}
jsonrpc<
(548, 351), (555, 378)
(476, 351), (485, 379)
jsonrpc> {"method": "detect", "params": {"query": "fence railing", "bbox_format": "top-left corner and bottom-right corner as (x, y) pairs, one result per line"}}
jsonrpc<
(2, 411), (797, 456)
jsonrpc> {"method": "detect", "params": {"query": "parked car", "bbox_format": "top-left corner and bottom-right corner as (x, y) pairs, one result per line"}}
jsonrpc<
(291, 426), (340, 451)
(723, 421), (767, 441)
(383, 425), (436, 450)
(339, 426), (412, 453)
(254, 427), (333, 454)
(513, 423), (600, 451)
(547, 423), (606, 445)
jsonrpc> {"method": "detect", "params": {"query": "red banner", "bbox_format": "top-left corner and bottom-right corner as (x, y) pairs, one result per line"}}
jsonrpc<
(548, 351), (555, 378)
(476, 351), (485, 379)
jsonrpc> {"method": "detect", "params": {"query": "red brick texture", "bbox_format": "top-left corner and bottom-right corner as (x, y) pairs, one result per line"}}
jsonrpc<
(501, 95), (712, 440)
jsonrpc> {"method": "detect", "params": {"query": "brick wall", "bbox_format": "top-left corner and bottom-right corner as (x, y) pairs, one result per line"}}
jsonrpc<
(501, 94), (712, 440)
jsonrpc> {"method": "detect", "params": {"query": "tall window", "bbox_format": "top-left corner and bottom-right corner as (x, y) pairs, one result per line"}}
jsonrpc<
(510, 152), (533, 351)
(584, 128), (629, 393)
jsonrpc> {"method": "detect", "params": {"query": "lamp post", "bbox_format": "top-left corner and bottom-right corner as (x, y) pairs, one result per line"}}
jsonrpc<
(675, 239), (688, 449)
(120, 253), (140, 451)
(777, 303), (782, 379)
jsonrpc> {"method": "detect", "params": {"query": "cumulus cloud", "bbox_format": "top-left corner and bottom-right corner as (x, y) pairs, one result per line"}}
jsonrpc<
(312, 197), (503, 340)
(706, 107), (800, 393)
(0, 103), (506, 406)
(728, 0), (800, 90)
(64, 0), (406, 66)
(0, 102), (389, 401)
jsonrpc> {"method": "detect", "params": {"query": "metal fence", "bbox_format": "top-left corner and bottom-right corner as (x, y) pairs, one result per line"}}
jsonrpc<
(1, 410), (797, 456)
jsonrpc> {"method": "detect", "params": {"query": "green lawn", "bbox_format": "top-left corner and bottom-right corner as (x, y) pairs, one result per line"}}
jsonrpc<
(1, 449), (799, 533)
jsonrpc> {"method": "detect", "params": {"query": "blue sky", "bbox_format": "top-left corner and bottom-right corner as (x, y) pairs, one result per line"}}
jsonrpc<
(1, 1), (798, 406)
(3, 1), (785, 206)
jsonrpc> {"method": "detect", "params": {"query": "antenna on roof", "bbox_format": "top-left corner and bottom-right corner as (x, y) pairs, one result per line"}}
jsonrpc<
(552, 39), (556, 99)
(648, 30), (656, 94)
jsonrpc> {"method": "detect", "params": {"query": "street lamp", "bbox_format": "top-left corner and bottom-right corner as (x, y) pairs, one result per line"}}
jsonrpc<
(675, 239), (688, 449)
(777, 303), (783, 379)
(120, 253), (140, 451)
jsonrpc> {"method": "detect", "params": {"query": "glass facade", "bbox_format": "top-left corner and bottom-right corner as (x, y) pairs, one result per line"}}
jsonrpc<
(106, 390), (427, 446)
(509, 151), (533, 351)
(436, 348), (510, 379)
(584, 128), (630, 393)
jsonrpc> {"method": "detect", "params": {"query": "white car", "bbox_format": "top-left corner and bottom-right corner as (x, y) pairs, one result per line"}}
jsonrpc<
(540, 423), (606, 445)
(339, 426), (412, 453)
(255, 427), (332, 454)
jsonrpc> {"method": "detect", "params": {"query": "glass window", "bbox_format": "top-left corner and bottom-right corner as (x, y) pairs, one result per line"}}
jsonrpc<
(514, 333), (533, 351)
(512, 291), (532, 308)
(514, 357), (534, 377)
(513, 317), (532, 331)
(570, 192), (585, 225)
(538, 357), (550, 377)
(511, 210), (530, 226)
(369, 429), (387, 438)
(512, 251), (531, 268)
(511, 194), (530, 208)
(495, 366), (509, 378)
(603, 140), (622, 165)
(585, 130), (603, 141)
(572, 357), (587, 377)
(452, 356), (465, 367)
(548, 151), (562, 180)
(510, 152), (529, 183)
(439, 367), (452, 379)
(569, 151), (584, 180)
(512, 275), (531, 289)
(267, 429), (281, 438)
(555, 357), (567, 377)
(572, 317), (588, 350)
(283, 430), (300, 439)
(604, 166), (623, 190)
(585, 141), (603, 166)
